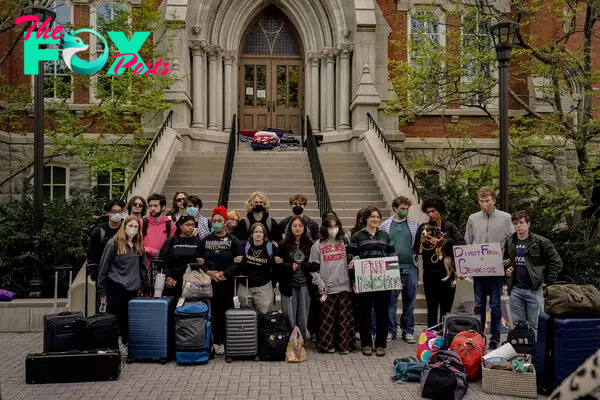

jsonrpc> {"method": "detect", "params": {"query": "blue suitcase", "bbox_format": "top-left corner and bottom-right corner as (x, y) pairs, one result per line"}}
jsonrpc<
(127, 297), (175, 364)
(534, 312), (600, 394)
(174, 300), (212, 365)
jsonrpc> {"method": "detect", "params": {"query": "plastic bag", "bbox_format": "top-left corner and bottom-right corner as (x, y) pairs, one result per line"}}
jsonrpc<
(0, 289), (15, 302)
(285, 326), (307, 363)
(181, 266), (213, 299)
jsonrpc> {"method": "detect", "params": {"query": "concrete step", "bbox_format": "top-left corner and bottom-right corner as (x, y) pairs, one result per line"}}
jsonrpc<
(327, 186), (383, 193)
(230, 172), (313, 179)
(229, 185), (317, 192)
(329, 200), (388, 209)
(163, 193), (319, 203)
(231, 178), (315, 185)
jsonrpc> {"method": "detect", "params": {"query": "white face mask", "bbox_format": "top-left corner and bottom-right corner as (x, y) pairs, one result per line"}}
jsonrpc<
(125, 227), (138, 238)
(328, 227), (339, 238)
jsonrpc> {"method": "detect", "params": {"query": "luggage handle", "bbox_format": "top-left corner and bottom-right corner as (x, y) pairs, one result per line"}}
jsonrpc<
(234, 275), (250, 306)
(53, 264), (73, 314)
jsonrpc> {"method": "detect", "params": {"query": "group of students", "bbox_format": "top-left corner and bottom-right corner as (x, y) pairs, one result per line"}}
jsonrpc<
(86, 186), (563, 359)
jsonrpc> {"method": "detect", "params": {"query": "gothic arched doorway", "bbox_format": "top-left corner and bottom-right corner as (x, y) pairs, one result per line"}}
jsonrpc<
(239, 6), (304, 133)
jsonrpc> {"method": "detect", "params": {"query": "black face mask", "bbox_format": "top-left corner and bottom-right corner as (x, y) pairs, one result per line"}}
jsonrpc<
(292, 205), (304, 215)
(253, 204), (265, 213)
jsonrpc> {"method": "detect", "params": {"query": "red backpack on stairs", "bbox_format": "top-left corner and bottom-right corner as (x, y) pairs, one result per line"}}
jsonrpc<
(450, 330), (485, 381)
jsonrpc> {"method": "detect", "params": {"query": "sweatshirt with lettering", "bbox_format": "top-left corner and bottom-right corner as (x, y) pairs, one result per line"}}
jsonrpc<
(309, 239), (352, 294)
(239, 241), (279, 288)
(197, 233), (244, 279)
(158, 234), (201, 287)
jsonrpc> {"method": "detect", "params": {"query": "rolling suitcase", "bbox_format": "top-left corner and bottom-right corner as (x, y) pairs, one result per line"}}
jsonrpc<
(442, 313), (483, 348)
(258, 311), (290, 361)
(26, 350), (121, 384)
(127, 296), (175, 364)
(175, 300), (212, 365)
(78, 313), (119, 350)
(225, 276), (259, 363)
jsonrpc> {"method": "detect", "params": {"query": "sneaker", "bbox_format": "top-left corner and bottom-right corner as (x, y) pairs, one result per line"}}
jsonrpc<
(375, 347), (386, 357)
(355, 332), (360, 340)
(488, 341), (499, 351)
(339, 350), (350, 355)
(403, 333), (416, 344)
(386, 333), (393, 342)
(362, 347), (373, 356)
(119, 342), (128, 358)
(326, 348), (335, 353)
(214, 344), (225, 355)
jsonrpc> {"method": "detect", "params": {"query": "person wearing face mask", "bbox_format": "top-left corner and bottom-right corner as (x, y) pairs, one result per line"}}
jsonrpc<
(186, 195), (212, 239)
(158, 215), (202, 298)
(225, 209), (241, 233)
(142, 193), (175, 269)
(233, 191), (282, 243)
(275, 216), (316, 339)
(196, 206), (244, 355)
(277, 194), (319, 241)
(97, 216), (147, 354)
(86, 199), (126, 281)
(309, 213), (355, 354)
(379, 196), (420, 344)
(465, 187), (515, 350)
(349, 206), (397, 357)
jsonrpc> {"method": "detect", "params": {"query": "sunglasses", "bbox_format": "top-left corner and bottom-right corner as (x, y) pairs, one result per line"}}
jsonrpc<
(176, 198), (186, 202)
(133, 202), (143, 207)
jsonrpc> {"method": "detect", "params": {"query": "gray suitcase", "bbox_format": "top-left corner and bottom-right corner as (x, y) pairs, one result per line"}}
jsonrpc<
(225, 276), (259, 363)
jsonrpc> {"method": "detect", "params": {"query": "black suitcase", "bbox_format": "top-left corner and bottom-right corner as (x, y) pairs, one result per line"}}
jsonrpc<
(43, 311), (83, 353)
(26, 350), (121, 384)
(258, 311), (290, 361)
(78, 313), (119, 350)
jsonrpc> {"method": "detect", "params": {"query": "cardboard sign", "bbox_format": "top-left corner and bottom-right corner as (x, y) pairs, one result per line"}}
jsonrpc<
(352, 256), (402, 293)
(453, 243), (504, 277)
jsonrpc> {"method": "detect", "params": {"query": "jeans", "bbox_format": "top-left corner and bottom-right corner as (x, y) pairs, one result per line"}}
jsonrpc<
(474, 277), (503, 343)
(358, 290), (391, 348)
(281, 285), (310, 338)
(510, 286), (544, 334)
(237, 282), (273, 314)
(397, 268), (419, 336)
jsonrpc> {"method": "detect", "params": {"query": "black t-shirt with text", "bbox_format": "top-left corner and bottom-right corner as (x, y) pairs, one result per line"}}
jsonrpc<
(514, 238), (534, 289)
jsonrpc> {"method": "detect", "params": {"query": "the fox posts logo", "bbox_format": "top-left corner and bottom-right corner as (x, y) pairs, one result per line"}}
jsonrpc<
(16, 15), (171, 76)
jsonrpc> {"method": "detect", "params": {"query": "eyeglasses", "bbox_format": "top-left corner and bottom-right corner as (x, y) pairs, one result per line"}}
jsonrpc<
(133, 202), (143, 207)
(110, 210), (124, 214)
(176, 198), (185, 202)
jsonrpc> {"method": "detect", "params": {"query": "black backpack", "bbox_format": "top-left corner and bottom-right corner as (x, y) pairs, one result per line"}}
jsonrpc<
(421, 350), (468, 400)
(507, 321), (536, 354)
(258, 311), (290, 361)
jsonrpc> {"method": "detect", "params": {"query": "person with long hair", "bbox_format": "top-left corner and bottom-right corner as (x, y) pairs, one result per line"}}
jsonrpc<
(97, 215), (146, 353)
(275, 216), (315, 338)
(166, 192), (188, 223)
(348, 208), (367, 240)
(226, 209), (241, 233)
(309, 212), (355, 354)
(126, 196), (147, 220)
(233, 191), (281, 242)
(349, 206), (396, 357)
(237, 222), (282, 314)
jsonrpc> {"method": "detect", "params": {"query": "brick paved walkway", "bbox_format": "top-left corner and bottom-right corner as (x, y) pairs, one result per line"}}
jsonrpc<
(0, 331), (545, 400)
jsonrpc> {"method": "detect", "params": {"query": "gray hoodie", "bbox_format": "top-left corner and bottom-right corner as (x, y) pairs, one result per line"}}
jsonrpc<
(309, 239), (351, 294)
(465, 208), (515, 245)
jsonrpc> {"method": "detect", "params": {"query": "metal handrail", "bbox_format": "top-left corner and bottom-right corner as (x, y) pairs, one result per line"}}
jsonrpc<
(305, 115), (332, 216)
(120, 110), (173, 201)
(218, 114), (238, 207)
(366, 112), (421, 202)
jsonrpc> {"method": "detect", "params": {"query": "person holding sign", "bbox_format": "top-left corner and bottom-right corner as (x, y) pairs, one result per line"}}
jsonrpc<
(414, 197), (466, 328)
(349, 206), (397, 357)
(464, 187), (514, 350)
(502, 212), (562, 333)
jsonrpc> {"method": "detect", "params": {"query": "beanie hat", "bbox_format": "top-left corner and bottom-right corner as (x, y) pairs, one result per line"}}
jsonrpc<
(212, 205), (228, 220)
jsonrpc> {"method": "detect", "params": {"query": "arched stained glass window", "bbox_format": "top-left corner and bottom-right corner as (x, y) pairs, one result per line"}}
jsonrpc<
(243, 7), (300, 56)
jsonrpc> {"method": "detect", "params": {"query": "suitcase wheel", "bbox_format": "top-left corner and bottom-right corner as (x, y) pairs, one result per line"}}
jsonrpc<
(160, 359), (167, 365)
(226, 357), (232, 363)
(254, 356), (260, 362)
(126, 358), (133, 364)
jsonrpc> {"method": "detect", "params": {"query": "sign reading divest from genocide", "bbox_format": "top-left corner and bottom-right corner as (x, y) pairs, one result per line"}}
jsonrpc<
(452, 243), (504, 277)
(353, 256), (402, 293)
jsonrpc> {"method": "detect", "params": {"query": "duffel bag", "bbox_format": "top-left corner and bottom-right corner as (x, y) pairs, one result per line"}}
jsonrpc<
(544, 284), (600, 317)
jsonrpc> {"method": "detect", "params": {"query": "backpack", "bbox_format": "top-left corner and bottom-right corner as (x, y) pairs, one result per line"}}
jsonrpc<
(392, 357), (427, 383)
(421, 350), (469, 400)
(174, 300), (212, 365)
(258, 311), (290, 361)
(443, 313), (483, 348)
(507, 321), (536, 354)
(142, 217), (172, 238)
(244, 216), (273, 237)
(449, 331), (485, 381)
(244, 241), (274, 258)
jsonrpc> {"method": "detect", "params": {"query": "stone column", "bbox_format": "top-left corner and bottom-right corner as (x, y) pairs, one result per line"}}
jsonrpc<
(223, 50), (236, 132)
(190, 40), (207, 128)
(206, 45), (221, 131)
(307, 52), (321, 132)
(337, 44), (353, 131)
(323, 47), (337, 132)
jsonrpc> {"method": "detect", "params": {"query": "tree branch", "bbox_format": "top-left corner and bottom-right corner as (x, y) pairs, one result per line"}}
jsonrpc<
(0, 153), (63, 188)
(0, 27), (24, 68)
(508, 87), (546, 120)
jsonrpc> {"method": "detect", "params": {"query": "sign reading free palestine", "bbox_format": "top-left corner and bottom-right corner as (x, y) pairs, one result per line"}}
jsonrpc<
(353, 256), (403, 293)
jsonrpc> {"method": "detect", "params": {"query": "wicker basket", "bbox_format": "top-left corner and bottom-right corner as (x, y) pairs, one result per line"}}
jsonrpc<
(482, 365), (537, 399)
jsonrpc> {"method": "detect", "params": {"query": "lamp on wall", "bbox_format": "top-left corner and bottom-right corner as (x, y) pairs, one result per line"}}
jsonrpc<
(489, 16), (519, 212)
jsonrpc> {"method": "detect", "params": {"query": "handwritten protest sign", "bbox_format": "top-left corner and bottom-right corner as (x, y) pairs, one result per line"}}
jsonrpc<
(452, 243), (504, 277)
(353, 256), (402, 293)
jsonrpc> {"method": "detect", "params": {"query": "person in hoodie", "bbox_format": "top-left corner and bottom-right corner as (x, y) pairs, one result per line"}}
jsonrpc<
(237, 222), (282, 314)
(275, 216), (315, 338)
(142, 193), (175, 269)
(465, 187), (515, 350)
(233, 191), (281, 243)
(86, 199), (126, 281)
(159, 215), (201, 298)
(309, 212), (354, 354)
(197, 206), (244, 355)
(97, 215), (146, 353)
(277, 194), (319, 240)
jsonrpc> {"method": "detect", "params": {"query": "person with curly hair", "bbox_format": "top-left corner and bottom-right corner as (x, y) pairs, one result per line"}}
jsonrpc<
(126, 196), (147, 221)
(233, 191), (282, 242)
(413, 196), (466, 327)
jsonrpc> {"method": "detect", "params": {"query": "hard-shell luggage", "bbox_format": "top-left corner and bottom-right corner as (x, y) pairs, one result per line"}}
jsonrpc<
(534, 312), (600, 394)
(175, 300), (212, 365)
(443, 313), (483, 348)
(127, 296), (175, 364)
(258, 311), (290, 361)
(225, 276), (259, 362)
(43, 311), (83, 353)
(26, 350), (121, 384)
(78, 313), (119, 350)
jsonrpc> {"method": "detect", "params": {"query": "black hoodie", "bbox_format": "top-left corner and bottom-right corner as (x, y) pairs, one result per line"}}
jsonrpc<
(86, 221), (121, 280)
(233, 212), (282, 242)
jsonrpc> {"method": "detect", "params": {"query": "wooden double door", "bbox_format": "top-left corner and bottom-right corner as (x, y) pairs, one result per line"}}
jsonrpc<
(239, 58), (303, 133)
